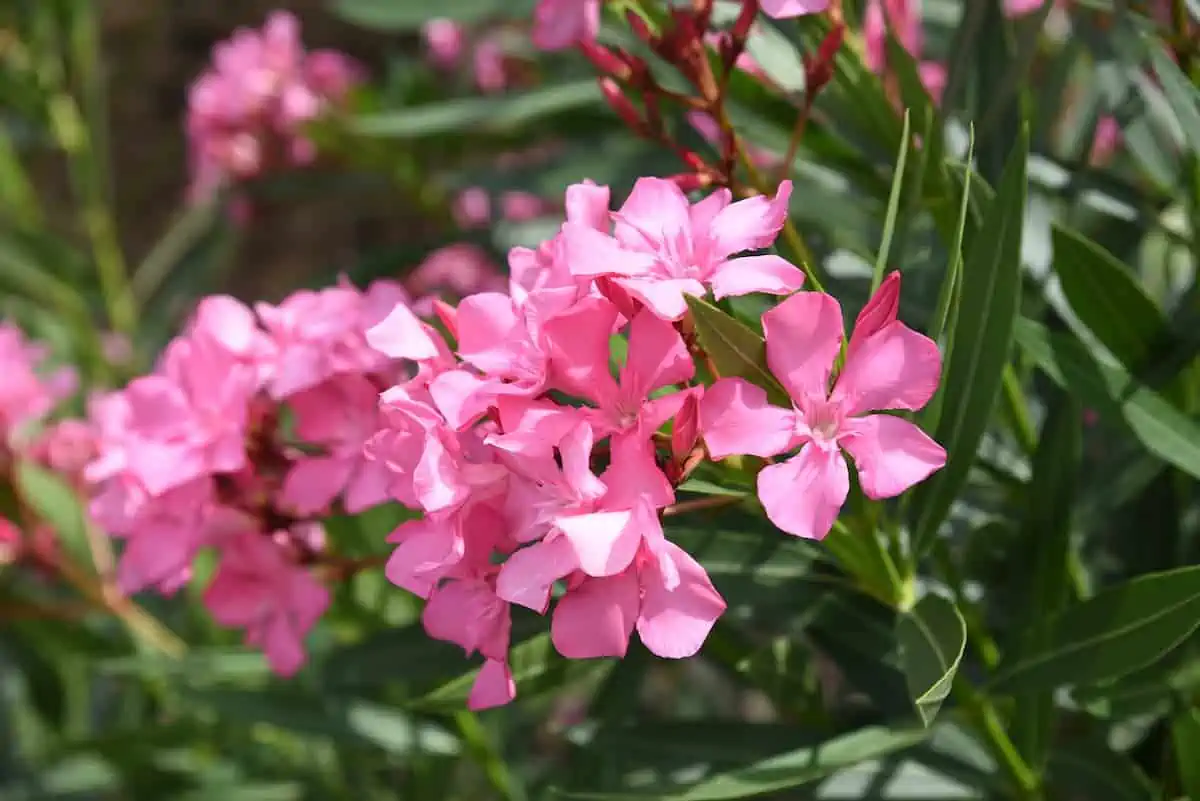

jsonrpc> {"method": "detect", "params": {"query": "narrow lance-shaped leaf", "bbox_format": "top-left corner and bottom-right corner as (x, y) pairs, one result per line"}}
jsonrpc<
(910, 129), (1028, 556)
(1172, 709), (1200, 799)
(685, 296), (790, 407)
(896, 594), (966, 727)
(1052, 227), (1173, 381)
(989, 564), (1200, 694)
(556, 726), (929, 801)
(1010, 391), (1082, 770)
(331, 0), (533, 31)
(1014, 318), (1200, 480)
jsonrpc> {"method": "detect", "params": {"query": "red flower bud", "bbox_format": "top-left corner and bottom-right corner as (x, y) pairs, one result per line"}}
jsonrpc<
(578, 40), (633, 82)
(599, 77), (644, 132)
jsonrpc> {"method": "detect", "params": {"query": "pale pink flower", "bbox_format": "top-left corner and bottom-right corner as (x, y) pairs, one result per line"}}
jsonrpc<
(0, 323), (77, 444)
(501, 191), (553, 222)
(205, 530), (330, 677)
(532, 0), (601, 50)
(187, 294), (277, 387)
(280, 375), (391, 515)
(759, 0), (831, 17)
(185, 11), (361, 200)
(423, 19), (466, 68)
(562, 177), (801, 320)
(701, 278), (946, 539)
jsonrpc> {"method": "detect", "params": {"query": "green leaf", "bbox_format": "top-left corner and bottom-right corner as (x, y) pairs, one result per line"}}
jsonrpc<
(911, 130), (1027, 555)
(330, 0), (533, 30)
(1045, 740), (1156, 801)
(1014, 317), (1200, 480)
(1052, 226), (1171, 373)
(1173, 708), (1200, 798)
(871, 108), (910, 295)
(684, 295), (790, 407)
(13, 461), (93, 568)
(556, 726), (928, 801)
(989, 565), (1200, 694)
(352, 81), (602, 139)
(1145, 38), (1200, 155)
(1010, 392), (1082, 769)
(896, 594), (966, 727)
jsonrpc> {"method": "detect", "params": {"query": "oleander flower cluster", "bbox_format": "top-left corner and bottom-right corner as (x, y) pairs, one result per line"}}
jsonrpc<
(358, 176), (946, 708)
(185, 10), (362, 201)
(0, 323), (77, 449)
(80, 278), (432, 676)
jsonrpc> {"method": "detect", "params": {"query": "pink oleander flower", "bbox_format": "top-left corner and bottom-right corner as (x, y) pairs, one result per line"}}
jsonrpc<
(533, 0), (601, 50)
(454, 187), (493, 228)
(700, 274), (946, 539)
(0, 323), (77, 445)
(205, 529), (331, 677)
(540, 299), (695, 448)
(423, 18), (466, 68)
(256, 279), (432, 399)
(185, 10), (362, 200)
(563, 177), (801, 321)
(280, 375), (392, 515)
(423, 571), (516, 709)
(760, 0), (831, 18)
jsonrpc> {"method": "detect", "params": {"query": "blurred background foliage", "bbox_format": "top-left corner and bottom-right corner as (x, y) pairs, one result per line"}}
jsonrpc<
(2, 0), (1200, 800)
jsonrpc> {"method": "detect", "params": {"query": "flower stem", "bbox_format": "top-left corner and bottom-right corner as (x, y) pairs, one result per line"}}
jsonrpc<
(663, 495), (746, 517)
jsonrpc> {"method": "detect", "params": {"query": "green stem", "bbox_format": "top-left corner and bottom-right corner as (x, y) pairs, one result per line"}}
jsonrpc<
(955, 680), (1041, 800)
(1001, 366), (1038, 455)
(454, 711), (526, 801)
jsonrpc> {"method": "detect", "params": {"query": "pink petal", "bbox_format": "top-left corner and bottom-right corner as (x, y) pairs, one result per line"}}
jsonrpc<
(385, 518), (464, 598)
(699, 378), (794, 459)
(280, 457), (353, 515)
(413, 435), (470, 513)
(556, 510), (641, 577)
(637, 541), (725, 658)
(468, 659), (516, 710)
(612, 177), (692, 252)
(495, 535), (579, 612)
(544, 295), (621, 406)
(262, 615), (308, 677)
(689, 188), (733, 232)
(561, 223), (655, 277)
(761, 290), (844, 404)
(708, 180), (793, 259)
(760, 0), (831, 16)
(343, 460), (391, 513)
(565, 180), (611, 231)
(454, 293), (522, 371)
(601, 437), (675, 510)
(846, 271), (901, 360)
(757, 446), (849, 540)
(619, 309), (694, 402)
(832, 321), (942, 416)
(710, 254), (805, 299)
(430, 369), (498, 430)
(559, 422), (606, 501)
(619, 276), (707, 322)
(840, 414), (946, 499)
(364, 303), (438, 360)
(552, 572), (640, 659)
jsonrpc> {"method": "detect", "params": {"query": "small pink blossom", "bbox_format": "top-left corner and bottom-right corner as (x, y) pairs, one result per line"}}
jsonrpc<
(185, 11), (361, 200)
(700, 277), (946, 539)
(473, 38), (509, 93)
(759, 0), (831, 18)
(423, 19), (466, 68)
(533, 0), (601, 50)
(405, 244), (507, 316)
(205, 530), (331, 677)
(563, 177), (801, 320)
(30, 419), (97, 481)
(423, 573), (516, 709)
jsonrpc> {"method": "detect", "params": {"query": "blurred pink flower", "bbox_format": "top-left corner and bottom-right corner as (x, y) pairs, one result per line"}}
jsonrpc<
(185, 11), (362, 201)
(423, 18), (467, 68)
(454, 187), (493, 228)
(533, 0), (601, 50)
(473, 38), (509, 93)
(406, 244), (507, 316)
(0, 322), (77, 446)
